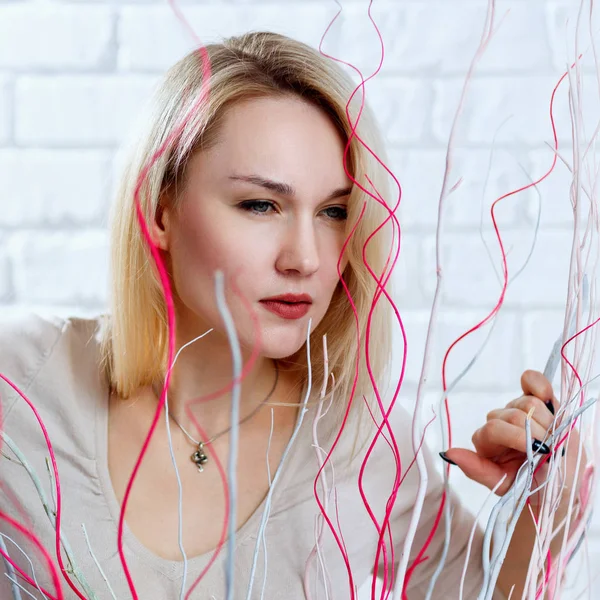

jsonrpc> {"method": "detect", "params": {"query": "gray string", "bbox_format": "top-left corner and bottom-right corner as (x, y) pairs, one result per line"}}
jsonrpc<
(157, 360), (279, 448)
(0, 535), (22, 600)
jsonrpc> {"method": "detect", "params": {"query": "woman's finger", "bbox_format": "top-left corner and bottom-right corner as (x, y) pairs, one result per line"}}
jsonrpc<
(520, 370), (558, 414)
(491, 395), (555, 430)
(472, 416), (551, 458)
(440, 448), (514, 495)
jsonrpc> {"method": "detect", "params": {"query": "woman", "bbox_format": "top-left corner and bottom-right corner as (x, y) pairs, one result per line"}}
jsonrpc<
(0, 31), (581, 599)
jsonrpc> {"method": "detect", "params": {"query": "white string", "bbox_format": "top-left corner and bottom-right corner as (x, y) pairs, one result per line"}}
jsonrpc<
(258, 407), (275, 600)
(427, 168), (545, 598)
(313, 381), (337, 600)
(245, 318), (313, 600)
(392, 4), (499, 597)
(162, 328), (213, 600)
(4, 576), (37, 600)
(304, 336), (334, 600)
(551, 404), (589, 592)
(426, 104), (548, 600)
(213, 270), (242, 600)
(477, 393), (598, 599)
(459, 474), (507, 600)
(0, 534), (22, 600)
(81, 523), (117, 600)
(470, 302), (597, 598)
(480, 416), (537, 600)
(306, 336), (329, 599)
(164, 395), (188, 600)
(0, 532), (46, 600)
(44, 459), (56, 518)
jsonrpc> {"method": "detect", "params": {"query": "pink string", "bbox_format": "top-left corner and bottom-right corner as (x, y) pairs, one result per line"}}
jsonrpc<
(404, 59), (567, 594)
(0, 510), (63, 600)
(116, 40), (212, 599)
(0, 374), (84, 599)
(184, 274), (264, 597)
(123, 4), (272, 595)
(316, 5), (414, 599)
(532, 317), (600, 599)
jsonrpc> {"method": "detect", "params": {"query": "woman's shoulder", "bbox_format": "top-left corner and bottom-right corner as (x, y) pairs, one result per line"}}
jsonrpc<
(0, 311), (106, 418)
(0, 311), (106, 367)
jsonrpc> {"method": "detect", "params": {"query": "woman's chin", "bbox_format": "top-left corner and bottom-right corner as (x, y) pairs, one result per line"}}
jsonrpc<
(252, 343), (302, 361)
(257, 327), (313, 360)
(231, 320), (316, 361)
(244, 335), (306, 362)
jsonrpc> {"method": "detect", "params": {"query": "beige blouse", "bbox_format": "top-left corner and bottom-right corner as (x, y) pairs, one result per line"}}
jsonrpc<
(0, 314), (507, 599)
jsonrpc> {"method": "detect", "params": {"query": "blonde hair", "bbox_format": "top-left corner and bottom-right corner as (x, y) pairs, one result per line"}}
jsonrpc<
(101, 31), (395, 441)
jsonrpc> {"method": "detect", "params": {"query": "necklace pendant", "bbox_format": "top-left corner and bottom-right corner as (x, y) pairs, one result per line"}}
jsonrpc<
(191, 442), (209, 472)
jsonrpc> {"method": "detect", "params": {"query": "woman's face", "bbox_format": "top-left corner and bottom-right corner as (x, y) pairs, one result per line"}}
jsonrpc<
(156, 95), (352, 359)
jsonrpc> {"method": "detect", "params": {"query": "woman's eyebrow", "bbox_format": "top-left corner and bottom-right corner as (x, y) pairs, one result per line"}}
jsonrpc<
(228, 174), (352, 201)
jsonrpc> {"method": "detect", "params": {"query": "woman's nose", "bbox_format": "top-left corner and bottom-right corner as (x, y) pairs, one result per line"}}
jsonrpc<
(275, 219), (320, 277)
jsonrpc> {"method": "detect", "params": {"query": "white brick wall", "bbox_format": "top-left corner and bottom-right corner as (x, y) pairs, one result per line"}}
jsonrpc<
(0, 0), (597, 597)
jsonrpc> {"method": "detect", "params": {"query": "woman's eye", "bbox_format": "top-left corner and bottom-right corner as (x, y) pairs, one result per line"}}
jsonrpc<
(238, 200), (276, 215)
(238, 201), (347, 220)
(322, 205), (348, 221)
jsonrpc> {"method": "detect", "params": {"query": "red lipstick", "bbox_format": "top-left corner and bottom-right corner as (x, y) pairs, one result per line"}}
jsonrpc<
(260, 294), (313, 320)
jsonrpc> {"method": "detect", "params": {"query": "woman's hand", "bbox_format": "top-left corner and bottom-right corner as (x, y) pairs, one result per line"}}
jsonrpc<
(441, 369), (581, 500)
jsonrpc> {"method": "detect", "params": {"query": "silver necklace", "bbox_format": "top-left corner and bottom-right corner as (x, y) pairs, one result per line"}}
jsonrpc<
(154, 360), (279, 472)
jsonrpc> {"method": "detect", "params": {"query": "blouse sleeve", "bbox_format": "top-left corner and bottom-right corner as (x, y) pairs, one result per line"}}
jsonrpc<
(0, 313), (66, 599)
(0, 313), (65, 422)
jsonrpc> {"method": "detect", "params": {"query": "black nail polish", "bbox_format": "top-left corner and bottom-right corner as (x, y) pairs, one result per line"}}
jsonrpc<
(544, 399), (555, 415)
(439, 451), (457, 466)
(532, 439), (550, 454)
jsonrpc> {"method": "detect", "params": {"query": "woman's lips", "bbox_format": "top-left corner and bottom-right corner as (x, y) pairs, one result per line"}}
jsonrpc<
(260, 300), (311, 320)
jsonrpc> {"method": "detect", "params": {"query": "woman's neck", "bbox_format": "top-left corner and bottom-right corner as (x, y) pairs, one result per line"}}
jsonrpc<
(159, 332), (280, 435)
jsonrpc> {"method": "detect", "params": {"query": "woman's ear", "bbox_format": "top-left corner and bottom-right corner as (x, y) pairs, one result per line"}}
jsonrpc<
(152, 196), (171, 251)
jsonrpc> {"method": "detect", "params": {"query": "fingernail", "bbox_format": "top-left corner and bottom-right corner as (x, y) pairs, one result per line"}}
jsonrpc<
(439, 451), (457, 466)
(532, 439), (550, 454)
(561, 447), (566, 457)
(544, 399), (555, 415)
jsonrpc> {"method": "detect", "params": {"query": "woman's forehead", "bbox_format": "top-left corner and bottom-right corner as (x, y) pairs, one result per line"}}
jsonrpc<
(191, 97), (352, 191)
